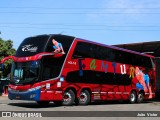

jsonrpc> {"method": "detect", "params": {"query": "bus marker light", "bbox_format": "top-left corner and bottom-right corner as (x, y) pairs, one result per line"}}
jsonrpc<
(46, 83), (50, 89)
(57, 82), (61, 87)
(60, 77), (64, 82)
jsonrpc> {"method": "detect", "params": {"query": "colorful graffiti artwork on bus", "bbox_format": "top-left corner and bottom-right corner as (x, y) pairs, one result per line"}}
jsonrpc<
(100, 61), (127, 75)
(101, 61), (108, 73)
(89, 60), (153, 98)
(90, 59), (97, 70)
(129, 66), (135, 79)
(135, 67), (152, 98)
(135, 67), (148, 91)
(112, 62), (117, 75)
(78, 59), (85, 76)
(52, 39), (65, 54)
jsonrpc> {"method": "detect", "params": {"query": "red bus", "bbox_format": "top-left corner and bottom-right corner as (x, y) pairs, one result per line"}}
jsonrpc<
(0, 34), (156, 106)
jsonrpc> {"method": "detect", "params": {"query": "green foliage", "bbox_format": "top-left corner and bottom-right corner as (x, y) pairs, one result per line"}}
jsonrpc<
(0, 37), (16, 78)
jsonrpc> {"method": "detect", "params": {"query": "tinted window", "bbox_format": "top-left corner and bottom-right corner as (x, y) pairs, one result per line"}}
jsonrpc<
(10, 61), (40, 85)
(41, 56), (65, 80)
(46, 35), (74, 54)
(16, 35), (50, 57)
(66, 70), (132, 85)
(95, 45), (116, 61)
(72, 42), (152, 68)
(114, 49), (152, 68)
(16, 35), (74, 57)
(72, 42), (116, 61)
(72, 42), (96, 58)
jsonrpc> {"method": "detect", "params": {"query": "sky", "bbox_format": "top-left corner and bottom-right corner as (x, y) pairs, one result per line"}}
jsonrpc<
(1, 0), (160, 49)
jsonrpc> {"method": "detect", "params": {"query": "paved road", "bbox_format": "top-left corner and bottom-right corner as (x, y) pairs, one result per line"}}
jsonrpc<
(0, 96), (160, 120)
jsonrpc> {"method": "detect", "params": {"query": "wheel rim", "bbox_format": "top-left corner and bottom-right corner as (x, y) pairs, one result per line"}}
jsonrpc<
(138, 94), (143, 101)
(79, 92), (87, 103)
(63, 92), (71, 103)
(131, 93), (135, 102)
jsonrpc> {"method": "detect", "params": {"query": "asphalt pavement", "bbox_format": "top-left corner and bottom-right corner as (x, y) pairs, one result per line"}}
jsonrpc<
(0, 96), (160, 120)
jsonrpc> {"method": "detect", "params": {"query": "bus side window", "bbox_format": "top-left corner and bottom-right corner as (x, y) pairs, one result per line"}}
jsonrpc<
(95, 46), (114, 61)
(43, 68), (50, 80)
(72, 42), (96, 59)
(72, 42), (85, 58)
(41, 57), (64, 81)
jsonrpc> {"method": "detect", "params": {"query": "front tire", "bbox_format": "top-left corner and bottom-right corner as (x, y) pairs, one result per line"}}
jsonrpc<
(62, 89), (75, 106)
(129, 91), (137, 104)
(78, 90), (90, 105)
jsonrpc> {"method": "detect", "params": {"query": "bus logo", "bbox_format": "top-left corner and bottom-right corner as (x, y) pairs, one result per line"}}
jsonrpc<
(22, 45), (38, 52)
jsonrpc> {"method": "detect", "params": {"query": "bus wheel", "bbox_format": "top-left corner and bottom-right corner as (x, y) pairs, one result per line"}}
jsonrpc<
(36, 101), (50, 106)
(129, 91), (136, 104)
(62, 89), (75, 106)
(137, 92), (144, 103)
(78, 90), (90, 105)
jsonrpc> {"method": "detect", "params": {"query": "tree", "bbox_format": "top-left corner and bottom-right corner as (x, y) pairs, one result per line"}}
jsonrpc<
(0, 38), (16, 78)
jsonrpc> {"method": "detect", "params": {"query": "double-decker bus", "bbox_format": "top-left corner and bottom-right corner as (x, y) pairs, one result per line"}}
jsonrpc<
(0, 34), (156, 106)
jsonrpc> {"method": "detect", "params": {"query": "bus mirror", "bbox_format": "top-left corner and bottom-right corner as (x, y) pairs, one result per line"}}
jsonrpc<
(0, 64), (4, 71)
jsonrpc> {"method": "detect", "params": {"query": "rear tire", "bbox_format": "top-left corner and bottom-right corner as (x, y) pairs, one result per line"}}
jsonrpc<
(137, 92), (144, 103)
(78, 90), (90, 105)
(62, 89), (75, 106)
(129, 91), (136, 104)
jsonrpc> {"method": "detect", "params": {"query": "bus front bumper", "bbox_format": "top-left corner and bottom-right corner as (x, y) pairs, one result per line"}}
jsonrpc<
(8, 87), (63, 101)
(8, 87), (41, 101)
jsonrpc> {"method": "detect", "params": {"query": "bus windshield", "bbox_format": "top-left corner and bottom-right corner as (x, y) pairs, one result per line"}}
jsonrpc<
(10, 61), (40, 84)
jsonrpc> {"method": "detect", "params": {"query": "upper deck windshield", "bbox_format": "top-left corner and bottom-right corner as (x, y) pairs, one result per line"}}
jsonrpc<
(16, 34), (75, 57)
(10, 61), (40, 85)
